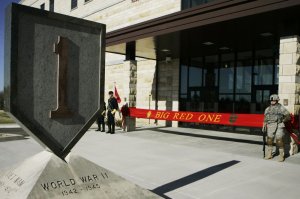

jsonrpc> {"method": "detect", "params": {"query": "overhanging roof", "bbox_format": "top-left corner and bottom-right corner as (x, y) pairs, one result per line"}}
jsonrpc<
(106, 0), (300, 60)
(106, 0), (300, 47)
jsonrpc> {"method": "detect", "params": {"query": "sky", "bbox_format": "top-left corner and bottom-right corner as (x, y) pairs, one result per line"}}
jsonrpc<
(0, 0), (19, 92)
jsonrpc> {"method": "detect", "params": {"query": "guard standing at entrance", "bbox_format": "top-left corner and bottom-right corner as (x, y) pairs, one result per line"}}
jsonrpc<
(107, 91), (119, 134)
(262, 94), (290, 162)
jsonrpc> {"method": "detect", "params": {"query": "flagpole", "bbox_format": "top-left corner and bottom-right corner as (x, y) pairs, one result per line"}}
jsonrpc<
(114, 82), (121, 104)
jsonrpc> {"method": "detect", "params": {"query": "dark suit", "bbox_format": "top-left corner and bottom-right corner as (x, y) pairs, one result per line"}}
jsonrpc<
(107, 97), (118, 133)
(97, 103), (106, 131)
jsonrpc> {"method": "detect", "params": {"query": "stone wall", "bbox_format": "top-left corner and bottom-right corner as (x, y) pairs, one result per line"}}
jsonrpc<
(278, 35), (300, 156)
(20, 0), (181, 32)
(104, 58), (180, 128)
(279, 36), (300, 115)
(134, 58), (180, 127)
(137, 59), (179, 127)
(105, 59), (151, 127)
(155, 59), (180, 127)
(136, 59), (157, 126)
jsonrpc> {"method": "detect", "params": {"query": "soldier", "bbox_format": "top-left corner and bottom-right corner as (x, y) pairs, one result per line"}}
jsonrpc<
(262, 94), (290, 162)
(107, 91), (119, 134)
(96, 102), (106, 132)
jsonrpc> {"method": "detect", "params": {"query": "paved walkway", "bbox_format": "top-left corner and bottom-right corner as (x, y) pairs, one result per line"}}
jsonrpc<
(0, 126), (300, 199)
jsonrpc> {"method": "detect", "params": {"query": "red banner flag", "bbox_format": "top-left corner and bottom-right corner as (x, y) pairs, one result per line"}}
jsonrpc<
(129, 108), (264, 127)
(114, 85), (121, 103)
(128, 108), (300, 144)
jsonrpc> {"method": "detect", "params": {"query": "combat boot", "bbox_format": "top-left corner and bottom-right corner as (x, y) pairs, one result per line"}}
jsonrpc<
(106, 125), (111, 134)
(264, 137), (273, 160)
(111, 125), (115, 134)
(276, 138), (285, 162)
(278, 148), (285, 162)
(264, 146), (273, 160)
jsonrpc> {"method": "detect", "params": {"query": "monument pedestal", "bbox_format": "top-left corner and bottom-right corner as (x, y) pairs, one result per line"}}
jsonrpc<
(0, 151), (161, 199)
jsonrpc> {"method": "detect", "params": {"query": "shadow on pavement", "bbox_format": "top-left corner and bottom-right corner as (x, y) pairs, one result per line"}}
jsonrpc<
(0, 134), (29, 142)
(133, 126), (169, 132)
(151, 160), (240, 199)
(154, 128), (262, 145)
(0, 128), (28, 136)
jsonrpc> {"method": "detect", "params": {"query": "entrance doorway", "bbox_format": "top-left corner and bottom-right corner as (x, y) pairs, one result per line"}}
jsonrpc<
(253, 87), (277, 114)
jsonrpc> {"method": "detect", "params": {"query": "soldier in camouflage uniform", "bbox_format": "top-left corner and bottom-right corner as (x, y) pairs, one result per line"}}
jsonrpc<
(262, 94), (290, 162)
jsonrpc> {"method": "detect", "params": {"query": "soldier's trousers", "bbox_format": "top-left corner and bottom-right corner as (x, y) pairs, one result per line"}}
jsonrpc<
(267, 122), (285, 139)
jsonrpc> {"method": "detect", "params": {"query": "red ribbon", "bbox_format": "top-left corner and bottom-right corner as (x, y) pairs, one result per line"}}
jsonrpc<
(129, 108), (264, 127)
(129, 108), (300, 144)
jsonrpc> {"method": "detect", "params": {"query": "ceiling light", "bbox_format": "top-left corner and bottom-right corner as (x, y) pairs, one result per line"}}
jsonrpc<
(203, 42), (214, 46)
(219, 46), (230, 50)
(260, 32), (273, 37)
(161, 49), (170, 52)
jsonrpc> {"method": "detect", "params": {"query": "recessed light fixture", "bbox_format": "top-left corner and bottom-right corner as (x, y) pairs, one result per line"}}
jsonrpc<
(260, 32), (273, 37)
(219, 46), (230, 50)
(161, 49), (170, 52)
(203, 41), (214, 46)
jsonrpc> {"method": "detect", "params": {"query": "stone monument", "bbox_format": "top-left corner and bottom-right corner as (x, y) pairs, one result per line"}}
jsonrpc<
(1, 3), (160, 199)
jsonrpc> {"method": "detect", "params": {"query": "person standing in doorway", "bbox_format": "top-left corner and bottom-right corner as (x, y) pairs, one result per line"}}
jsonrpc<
(262, 94), (290, 162)
(107, 91), (119, 134)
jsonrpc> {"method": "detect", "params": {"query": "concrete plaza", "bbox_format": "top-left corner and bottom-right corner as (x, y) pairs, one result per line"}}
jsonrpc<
(0, 125), (299, 199)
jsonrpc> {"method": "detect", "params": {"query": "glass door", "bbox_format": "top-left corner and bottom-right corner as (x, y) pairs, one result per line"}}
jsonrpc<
(203, 55), (218, 112)
(252, 86), (276, 113)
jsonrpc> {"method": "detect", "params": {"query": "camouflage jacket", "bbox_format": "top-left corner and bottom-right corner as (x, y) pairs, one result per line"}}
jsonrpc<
(264, 103), (290, 124)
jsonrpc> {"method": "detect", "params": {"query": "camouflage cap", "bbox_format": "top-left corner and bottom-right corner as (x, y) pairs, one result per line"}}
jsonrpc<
(270, 94), (280, 101)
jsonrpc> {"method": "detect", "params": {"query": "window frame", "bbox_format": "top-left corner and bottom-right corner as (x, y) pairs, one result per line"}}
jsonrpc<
(71, 0), (78, 10)
(49, 0), (54, 12)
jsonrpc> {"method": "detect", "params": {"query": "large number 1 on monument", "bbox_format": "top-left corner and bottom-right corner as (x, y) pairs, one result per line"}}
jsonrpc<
(50, 36), (73, 118)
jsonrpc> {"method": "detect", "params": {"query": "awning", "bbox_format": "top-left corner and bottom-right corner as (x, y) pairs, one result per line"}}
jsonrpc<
(106, 0), (300, 60)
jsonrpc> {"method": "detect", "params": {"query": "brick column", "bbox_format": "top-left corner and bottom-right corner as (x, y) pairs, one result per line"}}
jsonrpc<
(279, 35), (300, 155)
(279, 36), (300, 114)
(124, 60), (137, 131)
(156, 59), (180, 127)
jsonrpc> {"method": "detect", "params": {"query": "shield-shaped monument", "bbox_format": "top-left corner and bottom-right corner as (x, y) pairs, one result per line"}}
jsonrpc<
(1, 4), (161, 199)
(4, 3), (105, 159)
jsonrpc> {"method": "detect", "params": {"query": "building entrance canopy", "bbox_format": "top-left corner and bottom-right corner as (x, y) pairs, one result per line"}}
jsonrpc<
(106, 0), (300, 61)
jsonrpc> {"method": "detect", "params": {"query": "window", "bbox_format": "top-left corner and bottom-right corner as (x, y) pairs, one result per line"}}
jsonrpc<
(235, 94), (251, 113)
(179, 48), (278, 115)
(204, 55), (218, 87)
(275, 59), (279, 85)
(254, 50), (274, 85)
(189, 58), (203, 87)
(180, 65), (188, 99)
(40, 3), (45, 10)
(219, 53), (234, 93)
(49, 0), (54, 12)
(182, 0), (217, 9)
(71, 0), (77, 9)
(236, 52), (252, 93)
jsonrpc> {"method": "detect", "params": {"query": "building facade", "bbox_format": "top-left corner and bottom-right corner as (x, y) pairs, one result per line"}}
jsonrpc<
(19, 0), (300, 132)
